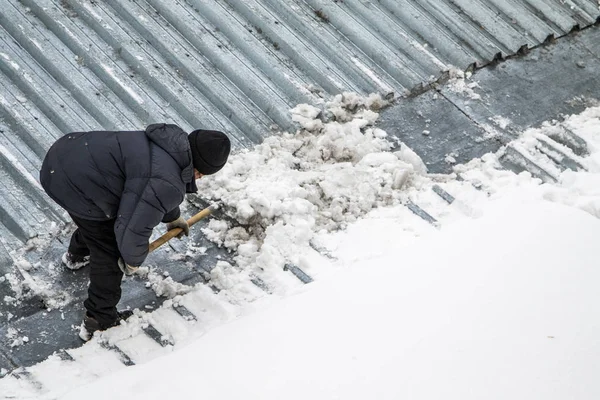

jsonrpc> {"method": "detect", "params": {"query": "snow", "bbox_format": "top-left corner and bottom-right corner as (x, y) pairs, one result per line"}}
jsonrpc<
(5, 326), (29, 348)
(3, 264), (72, 312)
(144, 270), (192, 298)
(32, 186), (600, 400)
(2, 92), (600, 399)
(195, 92), (412, 290)
(489, 115), (512, 129)
(446, 68), (482, 100)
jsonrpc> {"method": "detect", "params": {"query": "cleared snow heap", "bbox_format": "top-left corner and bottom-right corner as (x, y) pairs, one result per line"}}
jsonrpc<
(196, 93), (424, 286)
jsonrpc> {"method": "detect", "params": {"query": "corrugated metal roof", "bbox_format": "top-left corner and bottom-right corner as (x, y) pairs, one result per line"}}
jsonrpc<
(0, 0), (598, 247)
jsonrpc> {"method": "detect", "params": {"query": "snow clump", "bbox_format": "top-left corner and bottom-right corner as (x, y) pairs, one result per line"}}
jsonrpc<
(196, 92), (427, 285)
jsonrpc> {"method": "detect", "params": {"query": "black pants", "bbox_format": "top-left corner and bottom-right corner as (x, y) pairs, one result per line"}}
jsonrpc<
(68, 214), (124, 327)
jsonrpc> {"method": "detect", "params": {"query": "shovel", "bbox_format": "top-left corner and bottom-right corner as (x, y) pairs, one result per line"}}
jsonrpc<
(149, 203), (219, 253)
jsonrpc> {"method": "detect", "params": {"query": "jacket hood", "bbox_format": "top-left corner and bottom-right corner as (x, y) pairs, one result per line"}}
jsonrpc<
(145, 123), (194, 186)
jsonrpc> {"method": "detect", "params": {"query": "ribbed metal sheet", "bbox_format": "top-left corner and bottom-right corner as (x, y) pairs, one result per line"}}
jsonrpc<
(0, 0), (598, 246)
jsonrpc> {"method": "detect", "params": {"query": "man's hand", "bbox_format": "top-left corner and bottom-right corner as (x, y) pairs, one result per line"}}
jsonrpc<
(118, 258), (139, 276)
(166, 216), (189, 239)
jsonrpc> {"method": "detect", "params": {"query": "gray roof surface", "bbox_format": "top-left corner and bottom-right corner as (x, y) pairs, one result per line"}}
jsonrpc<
(0, 0), (599, 247)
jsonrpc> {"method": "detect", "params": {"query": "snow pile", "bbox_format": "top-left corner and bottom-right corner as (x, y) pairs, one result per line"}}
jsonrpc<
(195, 93), (426, 289)
(143, 270), (193, 299)
(199, 93), (403, 230)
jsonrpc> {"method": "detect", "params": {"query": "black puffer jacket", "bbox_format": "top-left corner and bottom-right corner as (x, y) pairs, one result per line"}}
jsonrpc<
(40, 124), (197, 266)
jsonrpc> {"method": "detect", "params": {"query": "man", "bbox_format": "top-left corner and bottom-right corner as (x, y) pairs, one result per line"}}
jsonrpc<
(40, 123), (231, 340)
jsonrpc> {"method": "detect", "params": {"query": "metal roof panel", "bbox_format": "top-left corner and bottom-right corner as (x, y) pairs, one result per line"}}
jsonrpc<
(0, 0), (598, 245)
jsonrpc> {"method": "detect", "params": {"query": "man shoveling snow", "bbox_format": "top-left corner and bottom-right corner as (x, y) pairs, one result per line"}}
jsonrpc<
(39, 123), (230, 340)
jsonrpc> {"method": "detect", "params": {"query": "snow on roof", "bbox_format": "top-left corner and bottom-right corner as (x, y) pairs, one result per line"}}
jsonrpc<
(2, 102), (600, 399)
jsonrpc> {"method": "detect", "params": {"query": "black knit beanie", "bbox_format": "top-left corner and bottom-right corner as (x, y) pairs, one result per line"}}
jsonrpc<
(188, 129), (231, 175)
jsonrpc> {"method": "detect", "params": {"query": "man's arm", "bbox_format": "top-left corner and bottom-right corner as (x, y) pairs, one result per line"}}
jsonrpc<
(114, 178), (184, 267)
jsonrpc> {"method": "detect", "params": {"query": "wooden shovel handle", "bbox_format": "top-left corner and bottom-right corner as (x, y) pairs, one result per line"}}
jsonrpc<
(149, 203), (219, 253)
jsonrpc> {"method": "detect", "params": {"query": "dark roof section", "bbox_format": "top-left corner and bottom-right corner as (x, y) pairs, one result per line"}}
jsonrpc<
(0, 0), (599, 247)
